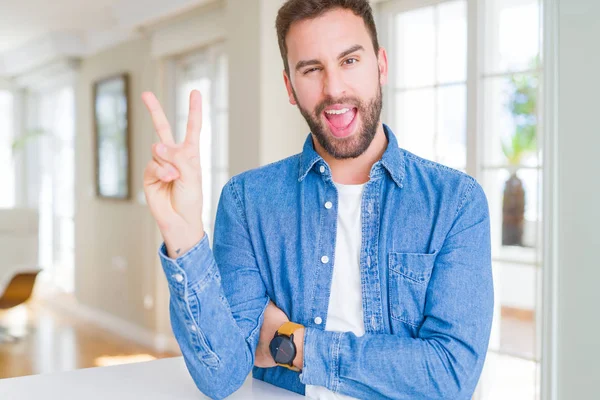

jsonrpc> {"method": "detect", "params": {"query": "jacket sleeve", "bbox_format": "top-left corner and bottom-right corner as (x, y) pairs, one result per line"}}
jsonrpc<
(300, 180), (494, 399)
(159, 176), (269, 399)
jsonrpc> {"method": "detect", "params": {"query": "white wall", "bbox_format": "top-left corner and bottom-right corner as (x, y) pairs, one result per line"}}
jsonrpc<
(226, 0), (261, 175)
(259, 0), (308, 165)
(75, 37), (160, 332)
(226, 0), (307, 174)
(556, 0), (600, 396)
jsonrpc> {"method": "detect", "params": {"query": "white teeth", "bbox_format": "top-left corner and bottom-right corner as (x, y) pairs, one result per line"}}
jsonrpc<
(325, 108), (350, 115)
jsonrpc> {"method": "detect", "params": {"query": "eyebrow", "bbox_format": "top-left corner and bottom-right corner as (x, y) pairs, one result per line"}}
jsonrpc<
(295, 44), (365, 72)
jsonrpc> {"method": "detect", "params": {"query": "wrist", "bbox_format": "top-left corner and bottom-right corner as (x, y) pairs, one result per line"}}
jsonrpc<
(164, 228), (205, 259)
(292, 327), (305, 370)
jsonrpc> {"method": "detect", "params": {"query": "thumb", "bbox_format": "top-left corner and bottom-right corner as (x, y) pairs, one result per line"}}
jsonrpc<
(153, 143), (200, 182)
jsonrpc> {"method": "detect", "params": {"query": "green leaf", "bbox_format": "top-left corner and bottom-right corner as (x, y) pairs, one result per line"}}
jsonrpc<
(502, 58), (538, 166)
(11, 128), (46, 153)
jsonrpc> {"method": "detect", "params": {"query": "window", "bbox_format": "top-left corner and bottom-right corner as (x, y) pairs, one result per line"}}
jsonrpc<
(29, 86), (75, 293)
(385, 0), (468, 170)
(173, 44), (229, 243)
(0, 90), (15, 208)
(379, 0), (543, 398)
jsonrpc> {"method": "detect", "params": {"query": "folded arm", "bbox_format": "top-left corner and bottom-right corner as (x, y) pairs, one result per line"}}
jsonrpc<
(296, 181), (494, 399)
(159, 177), (269, 400)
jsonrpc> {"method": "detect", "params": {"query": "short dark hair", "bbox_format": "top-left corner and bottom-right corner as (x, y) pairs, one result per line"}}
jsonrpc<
(276, 0), (380, 75)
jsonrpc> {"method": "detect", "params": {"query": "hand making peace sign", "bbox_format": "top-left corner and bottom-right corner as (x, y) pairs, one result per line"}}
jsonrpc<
(142, 90), (206, 258)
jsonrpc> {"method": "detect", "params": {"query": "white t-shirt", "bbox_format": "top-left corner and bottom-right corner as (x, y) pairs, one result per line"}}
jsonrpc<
(305, 181), (365, 400)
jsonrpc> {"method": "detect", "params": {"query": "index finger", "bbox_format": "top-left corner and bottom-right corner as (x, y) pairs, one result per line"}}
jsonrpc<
(142, 92), (175, 145)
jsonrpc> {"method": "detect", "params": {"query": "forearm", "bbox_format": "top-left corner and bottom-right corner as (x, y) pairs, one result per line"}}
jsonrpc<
(300, 329), (486, 400)
(160, 236), (269, 399)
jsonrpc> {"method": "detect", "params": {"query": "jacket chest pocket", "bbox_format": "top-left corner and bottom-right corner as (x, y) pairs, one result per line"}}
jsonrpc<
(388, 251), (437, 331)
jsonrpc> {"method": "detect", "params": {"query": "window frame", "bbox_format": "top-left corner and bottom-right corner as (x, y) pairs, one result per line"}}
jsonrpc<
(167, 42), (229, 244)
(376, 1), (547, 397)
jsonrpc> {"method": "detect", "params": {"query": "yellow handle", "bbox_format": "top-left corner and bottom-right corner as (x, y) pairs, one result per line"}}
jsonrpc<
(277, 321), (304, 337)
(275, 321), (304, 372)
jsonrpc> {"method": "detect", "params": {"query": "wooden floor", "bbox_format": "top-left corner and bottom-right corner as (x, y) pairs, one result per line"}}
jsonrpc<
(0, 299), (536, 381)
(0, 300), (178, 379)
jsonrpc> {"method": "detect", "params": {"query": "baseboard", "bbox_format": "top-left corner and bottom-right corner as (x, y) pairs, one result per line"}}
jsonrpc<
(42, 295), (181, 354)
(501, 305), (535, 322)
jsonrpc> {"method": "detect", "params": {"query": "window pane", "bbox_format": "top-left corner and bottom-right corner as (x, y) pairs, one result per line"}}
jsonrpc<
(436, 85), (466, 169)
(202, 166), (212, 230)
(497, 262), (538, 358)
(0, 91), (15, 208)
(395, 89), (435, 160)
(478, 352), (539, 400)
(54, 147), (74, 218)
(214, 111), (229, 169)
(482, 168), (541, 259)
(437, 0), (467, 84)
(216, 53), (228, 110)
(176, 47), (228, 240)
(484, 0), (540, 74)
(483, 74), (539, 168)
(395, 7), (435, 88)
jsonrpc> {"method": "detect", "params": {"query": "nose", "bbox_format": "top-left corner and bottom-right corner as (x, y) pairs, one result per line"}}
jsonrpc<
(323, 67), (347, 99)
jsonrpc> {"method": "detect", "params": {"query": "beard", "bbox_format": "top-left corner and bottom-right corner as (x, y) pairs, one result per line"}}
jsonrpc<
(293, 84), (383, 160)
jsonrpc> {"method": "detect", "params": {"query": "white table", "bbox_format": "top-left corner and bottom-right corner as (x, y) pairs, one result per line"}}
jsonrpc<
(0, 357), (304, 399)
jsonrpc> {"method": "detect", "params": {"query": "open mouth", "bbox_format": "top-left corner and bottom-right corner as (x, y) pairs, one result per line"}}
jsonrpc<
(323, 106), (358, 138)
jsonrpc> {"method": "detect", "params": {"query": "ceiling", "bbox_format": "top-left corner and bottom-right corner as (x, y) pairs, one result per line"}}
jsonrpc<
(0, 0), (121, 54)
(0, 0), (215, 55)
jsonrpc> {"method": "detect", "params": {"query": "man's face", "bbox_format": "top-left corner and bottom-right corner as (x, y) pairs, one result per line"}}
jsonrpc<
(283, 8), (388, 159)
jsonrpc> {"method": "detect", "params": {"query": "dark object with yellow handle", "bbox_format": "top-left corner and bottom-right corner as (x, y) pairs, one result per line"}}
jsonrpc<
(269, 321), (304, 372)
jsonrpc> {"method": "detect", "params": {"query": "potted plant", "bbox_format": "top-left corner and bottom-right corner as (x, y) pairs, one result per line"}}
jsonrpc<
(501, 72), (538, 246)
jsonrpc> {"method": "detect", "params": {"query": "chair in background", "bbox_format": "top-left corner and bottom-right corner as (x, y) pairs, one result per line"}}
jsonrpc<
(0, 208), (41, 342)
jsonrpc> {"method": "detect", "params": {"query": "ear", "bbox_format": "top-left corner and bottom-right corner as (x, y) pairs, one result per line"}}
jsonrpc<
(377, 47), (389, 86)
(283, 70), (297, 105)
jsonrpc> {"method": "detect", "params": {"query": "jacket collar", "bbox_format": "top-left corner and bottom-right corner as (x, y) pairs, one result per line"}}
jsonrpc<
(298, 123), (405, 188)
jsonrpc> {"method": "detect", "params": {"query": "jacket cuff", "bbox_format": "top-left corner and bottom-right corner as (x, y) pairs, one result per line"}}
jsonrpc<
(158, 232), (218, 295)
(299, 327), (342, 391)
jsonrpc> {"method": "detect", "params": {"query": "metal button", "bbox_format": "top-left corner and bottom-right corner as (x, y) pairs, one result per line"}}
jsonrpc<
(314, 316), (323, 325)
(325, 201), (333, 209)
(319, 166), (325, 173)
(174, 274), (184, 283)
(321, 255), (329, 264)
(190, 325), (197, 332)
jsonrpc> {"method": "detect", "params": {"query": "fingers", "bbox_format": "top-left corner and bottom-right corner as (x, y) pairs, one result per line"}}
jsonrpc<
(151, 143), (180, 176)
(144, 159), (179, 184)
(184, 90), (202, 147)
(151, 142), (199, 180)
(142, 92), (175, 145)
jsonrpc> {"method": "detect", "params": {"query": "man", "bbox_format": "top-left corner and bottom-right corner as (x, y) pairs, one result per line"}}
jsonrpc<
(142, 0), (493, 399)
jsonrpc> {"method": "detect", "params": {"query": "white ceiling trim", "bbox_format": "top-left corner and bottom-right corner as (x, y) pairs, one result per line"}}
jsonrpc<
(149, 1), (226, 59)
(14, 58), (81, 91)
(0, 32), (85, 78)
(111, 0), (216, 30)
(84, 27), (142, 57)
(0, 0), (218, 79)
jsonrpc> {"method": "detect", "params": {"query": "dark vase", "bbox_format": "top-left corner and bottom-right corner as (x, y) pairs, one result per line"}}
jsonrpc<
(502, 171), (525, 246)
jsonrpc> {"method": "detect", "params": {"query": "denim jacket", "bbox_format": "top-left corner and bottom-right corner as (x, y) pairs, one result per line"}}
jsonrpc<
(158, 124), (494, 399)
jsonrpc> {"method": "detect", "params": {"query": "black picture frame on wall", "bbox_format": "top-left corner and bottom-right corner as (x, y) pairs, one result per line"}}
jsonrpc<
(93, 73), (131, 200)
